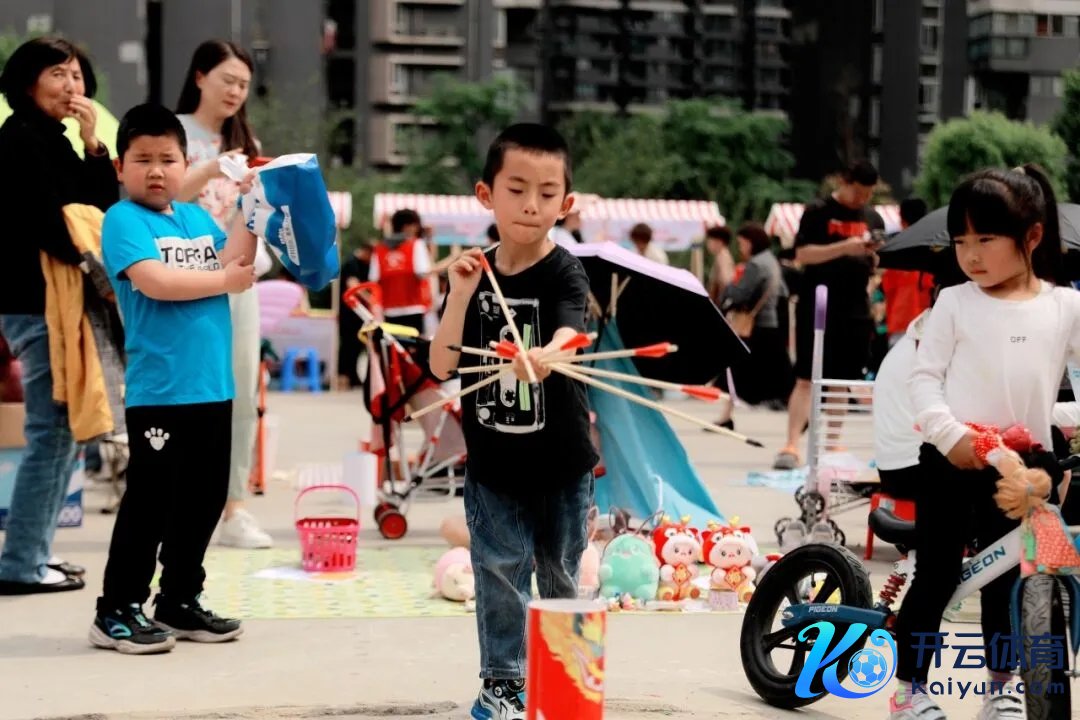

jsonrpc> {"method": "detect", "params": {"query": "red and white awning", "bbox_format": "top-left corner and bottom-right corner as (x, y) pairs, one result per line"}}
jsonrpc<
(373, 193), (489, 224)
(764, 202), (901, 248)
(579, 198), (723, 225)
(371, 193), (725, 250)
(327, 191), (352, 230)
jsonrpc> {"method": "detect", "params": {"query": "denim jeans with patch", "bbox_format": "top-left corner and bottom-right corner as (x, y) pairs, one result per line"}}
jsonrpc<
(0, 314), (78, 583)
(465, 472), (593, 680)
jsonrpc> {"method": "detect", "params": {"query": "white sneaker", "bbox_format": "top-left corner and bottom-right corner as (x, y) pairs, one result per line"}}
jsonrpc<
(888, 689), (946, 719)
(975, 683), (1025, 720)
(217, 509), (273, 549)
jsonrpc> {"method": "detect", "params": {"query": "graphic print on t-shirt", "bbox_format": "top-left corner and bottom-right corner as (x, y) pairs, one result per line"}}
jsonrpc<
(154, 235), (223, 271)
(474, 290), (545, 434)
(827, 219), (869, 238)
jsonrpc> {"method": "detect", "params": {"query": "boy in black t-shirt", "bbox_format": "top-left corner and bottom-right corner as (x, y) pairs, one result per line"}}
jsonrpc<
(429, 124), (597, 720)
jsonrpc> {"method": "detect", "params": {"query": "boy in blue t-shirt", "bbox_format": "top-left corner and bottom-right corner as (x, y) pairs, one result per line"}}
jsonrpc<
(90, 104), (257, 655)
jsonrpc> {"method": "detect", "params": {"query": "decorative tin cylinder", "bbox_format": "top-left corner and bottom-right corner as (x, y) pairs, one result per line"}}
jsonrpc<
(526, 599), (607, 720)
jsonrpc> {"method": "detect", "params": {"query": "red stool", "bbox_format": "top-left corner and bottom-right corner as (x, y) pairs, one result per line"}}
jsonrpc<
(865, 492), (916, 560)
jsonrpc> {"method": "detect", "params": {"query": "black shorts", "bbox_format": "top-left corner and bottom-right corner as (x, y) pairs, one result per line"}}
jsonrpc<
(793, 311), (871, 381)
(876, 464), (920, 501)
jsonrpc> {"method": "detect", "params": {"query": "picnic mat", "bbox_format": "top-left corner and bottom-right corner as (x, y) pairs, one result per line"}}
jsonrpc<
(193, 546), (472, 620)
(181, 547), (748, 620)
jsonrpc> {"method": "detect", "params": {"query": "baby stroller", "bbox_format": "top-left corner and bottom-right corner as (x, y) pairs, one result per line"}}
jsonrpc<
(343, 284), (468, 539)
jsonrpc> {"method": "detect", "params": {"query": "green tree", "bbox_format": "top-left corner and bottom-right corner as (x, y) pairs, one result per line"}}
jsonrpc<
(397, 74), (526, 193)
(571, 99), (815, 226)
(1052, 69), (1080, 202)
(916, 111), (1067, 208)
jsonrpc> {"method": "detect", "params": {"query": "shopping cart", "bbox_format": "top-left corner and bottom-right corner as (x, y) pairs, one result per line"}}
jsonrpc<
(774, 286), (878, 549)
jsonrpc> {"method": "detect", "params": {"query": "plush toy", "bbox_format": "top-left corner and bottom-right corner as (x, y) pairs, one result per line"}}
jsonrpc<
(433, 547), (475, 602)
(651, 516), (703, 601)
(701, 520), (757, 603)
(965, 423), (1052, 520)
(598, 531), (660, 603)
(1021, 503), (1080, 576)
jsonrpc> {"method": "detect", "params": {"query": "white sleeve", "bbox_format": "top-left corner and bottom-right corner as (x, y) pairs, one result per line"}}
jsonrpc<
(1068, 289), (1080, 362)
(1053, 402), (1080, 428)
(253, 237), (274, 277)
(413, 241), (432, 276)
(368, 254), (380, 282)
(907, 289), (969, 456)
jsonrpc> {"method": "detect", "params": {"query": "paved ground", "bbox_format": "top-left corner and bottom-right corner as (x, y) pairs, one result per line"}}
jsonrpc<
(0, 392), (1040, 719)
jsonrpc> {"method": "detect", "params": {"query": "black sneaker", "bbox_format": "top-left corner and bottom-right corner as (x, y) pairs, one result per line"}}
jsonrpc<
(153, 594), (243, 643)
(89, 603), (176, 654)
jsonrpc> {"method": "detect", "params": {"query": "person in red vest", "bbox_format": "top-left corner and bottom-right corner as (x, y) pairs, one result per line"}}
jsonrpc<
(369, 208), (433, 334)
(881, 198), (934, 348)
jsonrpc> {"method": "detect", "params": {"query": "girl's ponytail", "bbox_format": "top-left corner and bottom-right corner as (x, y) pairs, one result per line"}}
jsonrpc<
(1019, 163), (1067, 286)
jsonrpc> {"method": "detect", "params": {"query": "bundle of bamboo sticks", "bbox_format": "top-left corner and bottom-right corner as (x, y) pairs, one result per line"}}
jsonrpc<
(404, 257), (763, 448)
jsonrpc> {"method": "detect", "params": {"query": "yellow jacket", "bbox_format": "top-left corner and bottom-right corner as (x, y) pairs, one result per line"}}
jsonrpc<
(40, 204), (115, 441)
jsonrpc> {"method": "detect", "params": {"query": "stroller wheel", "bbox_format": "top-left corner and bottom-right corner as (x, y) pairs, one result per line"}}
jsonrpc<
(373, 502), (396, 524)
(378, 509), (408, 540)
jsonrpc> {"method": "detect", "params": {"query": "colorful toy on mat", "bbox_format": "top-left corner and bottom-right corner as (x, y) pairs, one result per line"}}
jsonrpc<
(433, 547), (475, 602)
(965, 422), (1052, 519)
(597, 513), (660, 604)
(579, 507), (601, 593)
(1021, 503), (1080, 576)
(652, 516), (703, 601)
(701, 518), (757, 603)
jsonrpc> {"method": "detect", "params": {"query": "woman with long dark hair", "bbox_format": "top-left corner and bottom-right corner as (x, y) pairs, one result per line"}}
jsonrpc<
(0, 37), (118, 594)
(176, 40), (272, 549)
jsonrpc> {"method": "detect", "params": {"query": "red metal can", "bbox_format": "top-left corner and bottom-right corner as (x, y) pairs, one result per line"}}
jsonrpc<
(526, 599), (607, 720)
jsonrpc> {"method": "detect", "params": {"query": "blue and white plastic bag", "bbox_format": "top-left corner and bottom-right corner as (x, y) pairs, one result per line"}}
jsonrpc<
(239, 153), (339, 290)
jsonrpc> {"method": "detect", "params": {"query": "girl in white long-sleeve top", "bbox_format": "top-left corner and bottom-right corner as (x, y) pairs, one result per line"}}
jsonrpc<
(890, 164), (1080, 720)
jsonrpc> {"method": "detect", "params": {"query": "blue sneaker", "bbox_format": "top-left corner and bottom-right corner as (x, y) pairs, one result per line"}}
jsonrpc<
(89, 602), (175, 654)
(471, 679), (526, 719)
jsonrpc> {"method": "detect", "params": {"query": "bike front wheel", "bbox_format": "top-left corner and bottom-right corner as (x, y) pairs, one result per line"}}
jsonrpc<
(740, 542), (874, 708)
(1020, 574), (1071, 720)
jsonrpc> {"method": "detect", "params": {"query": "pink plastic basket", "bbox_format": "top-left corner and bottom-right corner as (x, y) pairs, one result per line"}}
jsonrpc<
(294, 484), (360, 573)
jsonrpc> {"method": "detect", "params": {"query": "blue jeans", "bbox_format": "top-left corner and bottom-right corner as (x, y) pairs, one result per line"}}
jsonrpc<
(0, 314), (77, 583)
(465, 473), (593, 680)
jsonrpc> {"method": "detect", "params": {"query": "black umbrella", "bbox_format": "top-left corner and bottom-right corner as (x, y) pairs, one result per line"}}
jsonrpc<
(568, 242), (749, 384)
(878, 204), (1080, 280)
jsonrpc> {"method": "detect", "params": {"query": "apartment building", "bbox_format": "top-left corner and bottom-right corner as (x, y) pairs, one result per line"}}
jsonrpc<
(333, 0), (496, 169)
(869, 0), (968, 195)
(967, 0), (1080, 124)
(492, 0), (791, 119)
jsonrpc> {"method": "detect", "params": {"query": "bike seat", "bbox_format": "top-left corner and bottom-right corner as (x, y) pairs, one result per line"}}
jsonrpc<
(869, 508), (917, 546)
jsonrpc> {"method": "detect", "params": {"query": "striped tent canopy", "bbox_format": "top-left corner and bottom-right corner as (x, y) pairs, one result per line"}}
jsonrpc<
(327, 191), (352, 230)
(764, 202), (902, 248)
(372, 193), (725, 250)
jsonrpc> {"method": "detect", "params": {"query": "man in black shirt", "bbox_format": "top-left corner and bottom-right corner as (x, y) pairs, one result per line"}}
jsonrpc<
(774, 161), (884, 470)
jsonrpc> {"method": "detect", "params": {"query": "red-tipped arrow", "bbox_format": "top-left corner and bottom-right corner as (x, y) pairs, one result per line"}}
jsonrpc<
(560, 332), (594, 351)
(556, 342), (680, 365)
(494, 340), (520, 359)
(682, 385), (723, 402)
(635, 342), (676, 358)
(479, 254), (492, 273)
